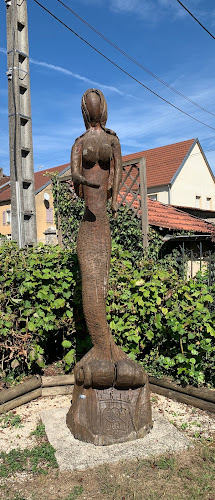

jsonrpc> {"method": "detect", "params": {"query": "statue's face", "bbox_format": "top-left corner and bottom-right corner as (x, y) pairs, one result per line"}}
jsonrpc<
(85, 92), (101, 125)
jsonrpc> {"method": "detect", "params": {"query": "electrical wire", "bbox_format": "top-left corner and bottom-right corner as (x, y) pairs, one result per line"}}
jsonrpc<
(56, 0), (215, 119)
(176, 0), (215, 41)
(32, 0), (215, 132)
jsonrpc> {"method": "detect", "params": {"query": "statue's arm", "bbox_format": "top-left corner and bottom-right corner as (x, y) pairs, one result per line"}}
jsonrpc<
(111, 135), (122, 218)
(71, 138), (100, 188)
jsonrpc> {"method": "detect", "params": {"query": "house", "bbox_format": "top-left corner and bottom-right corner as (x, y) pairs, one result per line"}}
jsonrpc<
(0, 138), (215, 242)
(0, 164), (69, 241)
(122, 138), (215, 210)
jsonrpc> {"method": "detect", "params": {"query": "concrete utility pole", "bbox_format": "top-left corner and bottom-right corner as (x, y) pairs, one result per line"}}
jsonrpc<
(5, 0), (37, 247)
(139, 157), (149, 250)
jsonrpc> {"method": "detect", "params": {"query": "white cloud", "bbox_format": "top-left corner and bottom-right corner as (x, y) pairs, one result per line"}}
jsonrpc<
(30, 57), (127, 96)
(109, 0), (183, 22)
(78, 0), (209, 23)
(0, 46), (137, 99)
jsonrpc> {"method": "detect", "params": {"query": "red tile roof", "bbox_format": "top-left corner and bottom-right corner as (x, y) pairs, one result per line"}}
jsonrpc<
(34, 164), (69, 192)
(0, 186), (10, 202)
(122, 193), (215, 235)
(122, 138), (195, 187)
(0, 176), (10, 187)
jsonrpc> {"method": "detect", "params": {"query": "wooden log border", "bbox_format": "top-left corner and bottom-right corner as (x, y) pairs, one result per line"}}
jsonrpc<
(0, 374), (214, 414)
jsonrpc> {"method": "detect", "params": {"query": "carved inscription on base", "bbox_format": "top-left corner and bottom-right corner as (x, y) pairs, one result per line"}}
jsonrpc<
(97, 389), (131, 439)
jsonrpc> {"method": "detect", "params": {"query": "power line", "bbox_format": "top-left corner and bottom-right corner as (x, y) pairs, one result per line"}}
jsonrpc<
(176, 0), (215, 41)
(32, 0), (215, 133)
(56, 0), (215, 119)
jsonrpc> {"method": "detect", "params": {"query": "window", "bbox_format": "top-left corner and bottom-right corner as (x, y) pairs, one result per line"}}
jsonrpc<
(6, 210), (11, 225)
(148, 194), (157, 201)
(46, 207), (53, 223)
(3, 210), (11, 226)
(206, 197), (212, 210)
(195, 196), (201, 209)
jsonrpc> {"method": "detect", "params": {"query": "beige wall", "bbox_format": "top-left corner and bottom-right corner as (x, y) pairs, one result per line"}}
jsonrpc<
(147, 185), (169, 204)
(147, 143), (215, 209)
(0, 169), (71, 244)
(170, 143), (215, 209)
(0, 185), (56, 243)
(0, 202), (11, 237)
(36, 184), (55, 243)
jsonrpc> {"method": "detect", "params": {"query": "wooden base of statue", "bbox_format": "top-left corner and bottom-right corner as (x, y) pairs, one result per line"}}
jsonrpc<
(66, 374), (153, 446)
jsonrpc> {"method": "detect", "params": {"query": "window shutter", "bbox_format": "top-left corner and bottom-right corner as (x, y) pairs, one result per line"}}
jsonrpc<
(49, 208), (53, 223)
(46, 207), (53, 223)
(3, 211), (6, 226)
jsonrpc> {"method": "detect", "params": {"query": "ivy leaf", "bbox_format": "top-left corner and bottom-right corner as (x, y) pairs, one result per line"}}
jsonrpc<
(62, 340), (72, 348)
(53, 298), (66, 309)
(188, 332), (195, 340)
(145, 330), (154, 341)
(28, 321), (36, 331)
(64, 349), (75, 366)
(134, 279), (144, 287)
(161, 307), (168, 315)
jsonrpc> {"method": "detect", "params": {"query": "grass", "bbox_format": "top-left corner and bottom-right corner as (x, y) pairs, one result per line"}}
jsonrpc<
(0, 413), (23, 429)
(0, 443), (58, 478)
(96, 443), (215, 500)
(63, 486), (84, 500)
(31, 423), (46, 438)
(0, 441), (214, 499)
(6, 497), (26, 500)
(4, 487), (84, 500)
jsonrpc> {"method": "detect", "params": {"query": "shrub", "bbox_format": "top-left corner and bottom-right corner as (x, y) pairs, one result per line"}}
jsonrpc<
(0, 242), (79, 376)
(0, 202), (214, 387)
(108, 249), (215, 386)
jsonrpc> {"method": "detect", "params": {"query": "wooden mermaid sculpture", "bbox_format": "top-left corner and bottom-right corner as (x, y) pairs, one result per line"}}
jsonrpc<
(67, 89), (152, 445)
(70, 88), (147, 388)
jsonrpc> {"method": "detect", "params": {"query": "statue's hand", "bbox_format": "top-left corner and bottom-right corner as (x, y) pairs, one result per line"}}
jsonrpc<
(111, 200), (118, 219)
(72, 173), (100, 189)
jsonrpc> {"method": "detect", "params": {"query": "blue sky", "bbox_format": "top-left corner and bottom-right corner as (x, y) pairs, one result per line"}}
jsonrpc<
(1, 0), (215, 176)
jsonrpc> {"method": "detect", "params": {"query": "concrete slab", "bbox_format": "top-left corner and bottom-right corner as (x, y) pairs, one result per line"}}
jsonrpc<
(40, 407), (192, 471)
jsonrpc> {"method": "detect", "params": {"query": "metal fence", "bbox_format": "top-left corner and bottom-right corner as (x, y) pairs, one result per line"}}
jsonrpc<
(159, 235), (215, 286)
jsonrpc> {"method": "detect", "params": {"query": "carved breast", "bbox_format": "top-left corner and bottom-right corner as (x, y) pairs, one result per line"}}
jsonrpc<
(82, 136), (112, 165)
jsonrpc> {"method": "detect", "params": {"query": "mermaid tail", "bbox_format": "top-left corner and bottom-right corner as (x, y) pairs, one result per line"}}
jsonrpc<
(77, 212), (113, 356)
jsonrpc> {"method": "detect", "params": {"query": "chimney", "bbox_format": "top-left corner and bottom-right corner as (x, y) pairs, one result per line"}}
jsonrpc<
(0, 168), (3, 179)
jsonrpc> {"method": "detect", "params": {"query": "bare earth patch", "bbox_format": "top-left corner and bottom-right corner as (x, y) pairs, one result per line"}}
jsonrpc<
(0, 392), (214, 500)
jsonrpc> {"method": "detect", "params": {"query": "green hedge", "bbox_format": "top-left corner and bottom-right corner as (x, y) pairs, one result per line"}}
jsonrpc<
(108, 248), (215, 386)
(0, 240), (214, 386)
(0, 243), (78, 374)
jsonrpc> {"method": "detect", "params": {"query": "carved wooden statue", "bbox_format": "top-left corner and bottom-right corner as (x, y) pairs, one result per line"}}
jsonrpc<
(66, 89), (152, 445)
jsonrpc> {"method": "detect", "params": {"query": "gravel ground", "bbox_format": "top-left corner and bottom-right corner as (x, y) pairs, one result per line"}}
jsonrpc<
(0, 392), (214, 453)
